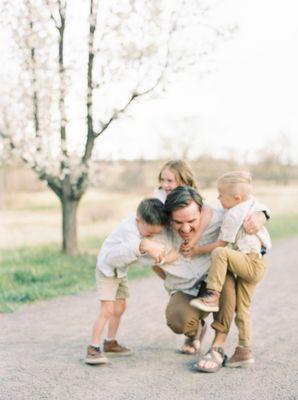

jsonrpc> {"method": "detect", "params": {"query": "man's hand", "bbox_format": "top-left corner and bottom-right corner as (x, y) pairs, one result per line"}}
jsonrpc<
(139, 239), (165, 264)
(243, 211), (266, 234)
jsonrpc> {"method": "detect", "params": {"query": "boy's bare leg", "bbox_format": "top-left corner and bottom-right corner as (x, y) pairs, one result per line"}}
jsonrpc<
(85, 301), (115, 364)
(103, 299), (132, 355)
(90, 300), (115, 344)
(107, 299), (126, 339)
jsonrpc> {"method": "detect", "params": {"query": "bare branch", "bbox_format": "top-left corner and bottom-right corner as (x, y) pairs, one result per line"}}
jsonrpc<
(93, 92), (138, 139)
(44, 0), (61, 30)
(92, 6), (180, 140)
(56, 0), (68, 171)
(81, 0), (98, 165)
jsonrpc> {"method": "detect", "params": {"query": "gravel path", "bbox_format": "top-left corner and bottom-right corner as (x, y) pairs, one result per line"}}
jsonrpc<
(1, 238), (298, 400)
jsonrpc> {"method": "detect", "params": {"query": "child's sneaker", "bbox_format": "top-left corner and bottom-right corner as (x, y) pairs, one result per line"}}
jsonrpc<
(85, 345), (108, 365)
(103, 339), (133, 356)
(190, 289), (220, 312)
(225, 346), (255, 368)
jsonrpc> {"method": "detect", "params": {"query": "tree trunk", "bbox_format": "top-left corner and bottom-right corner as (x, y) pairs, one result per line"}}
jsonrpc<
(61, 196), (79, 255)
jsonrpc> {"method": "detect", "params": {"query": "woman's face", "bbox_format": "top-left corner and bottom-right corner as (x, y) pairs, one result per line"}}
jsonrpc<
(160, 168), (180, 196)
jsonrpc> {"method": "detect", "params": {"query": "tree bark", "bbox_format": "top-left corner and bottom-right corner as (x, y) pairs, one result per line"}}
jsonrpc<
(60, 196), (79, 255)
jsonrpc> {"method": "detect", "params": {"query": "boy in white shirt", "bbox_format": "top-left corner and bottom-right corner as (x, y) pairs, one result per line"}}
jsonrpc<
(85, 198), (167, 365)
(189, 171), (271, 368)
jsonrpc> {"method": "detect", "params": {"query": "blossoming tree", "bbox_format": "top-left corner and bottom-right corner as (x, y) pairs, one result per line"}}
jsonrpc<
(0, 0), (231, 254)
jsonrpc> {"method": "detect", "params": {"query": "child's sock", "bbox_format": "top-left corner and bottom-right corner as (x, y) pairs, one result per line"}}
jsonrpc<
(105, 338), (115, 342)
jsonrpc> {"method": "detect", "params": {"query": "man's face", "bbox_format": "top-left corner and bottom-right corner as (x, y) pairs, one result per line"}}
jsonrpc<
(171, 201), (201, 241)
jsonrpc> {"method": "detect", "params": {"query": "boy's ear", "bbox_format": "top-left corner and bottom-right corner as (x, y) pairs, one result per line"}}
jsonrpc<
(234, 195), (242, 202)
(136, 216), (140, 224)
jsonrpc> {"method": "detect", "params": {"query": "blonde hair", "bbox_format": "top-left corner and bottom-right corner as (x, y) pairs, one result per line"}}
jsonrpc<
(158, 160), (198, 191)
(217, 171), (252, 199)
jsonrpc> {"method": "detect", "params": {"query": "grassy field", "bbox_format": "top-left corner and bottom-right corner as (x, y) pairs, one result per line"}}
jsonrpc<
(1, 185), (298, 312)
(1, 213), (298, 313)
(0, 241), (153, 313)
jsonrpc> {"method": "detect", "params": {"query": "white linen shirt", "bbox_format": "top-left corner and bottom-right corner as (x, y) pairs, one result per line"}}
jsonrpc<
(96, 215), (147, 278)
(219, 197), (272, 254)
(159, 207), (225, 296)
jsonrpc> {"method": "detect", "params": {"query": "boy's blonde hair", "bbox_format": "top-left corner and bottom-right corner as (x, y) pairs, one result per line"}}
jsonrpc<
(158, 160), (198, 191)
(217, 171), (252, 199)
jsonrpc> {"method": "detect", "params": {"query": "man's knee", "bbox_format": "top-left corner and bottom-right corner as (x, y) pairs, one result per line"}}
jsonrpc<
(166, 307), (186, 334)
(166, 306), (198, 336)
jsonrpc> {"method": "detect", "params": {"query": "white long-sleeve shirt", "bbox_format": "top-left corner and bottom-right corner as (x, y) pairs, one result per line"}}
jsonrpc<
(219, 197), (272, 254)
(96, 215), (149, 278)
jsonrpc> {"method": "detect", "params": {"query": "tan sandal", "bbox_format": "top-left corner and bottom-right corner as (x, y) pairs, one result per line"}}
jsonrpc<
(180, 337), (201, 354)
(180, 322), (207, 354)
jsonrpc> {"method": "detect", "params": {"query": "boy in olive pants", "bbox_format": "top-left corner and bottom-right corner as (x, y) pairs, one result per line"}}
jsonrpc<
(190, 171), (271, 367)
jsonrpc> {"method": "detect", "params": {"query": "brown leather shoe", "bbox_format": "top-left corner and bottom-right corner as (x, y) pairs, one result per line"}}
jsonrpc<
(225, 346), (255, 368)
(103, 340), (133, 356)
(190, 290), (220, 312)
(85, 345), (108, 365)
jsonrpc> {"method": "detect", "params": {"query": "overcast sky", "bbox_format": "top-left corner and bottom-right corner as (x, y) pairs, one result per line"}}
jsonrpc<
(95, 0), (298, 162)
(1, 0), (297, 163)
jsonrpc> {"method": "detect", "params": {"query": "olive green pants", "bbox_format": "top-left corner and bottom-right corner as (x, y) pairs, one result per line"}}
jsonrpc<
(207, 247), (267, 347)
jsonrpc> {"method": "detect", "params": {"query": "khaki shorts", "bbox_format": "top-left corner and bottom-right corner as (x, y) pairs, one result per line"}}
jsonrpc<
(96, 269), (129, 301)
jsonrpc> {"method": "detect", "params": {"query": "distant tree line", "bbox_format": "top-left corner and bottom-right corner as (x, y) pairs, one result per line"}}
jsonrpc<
(1, 156), (297, 195)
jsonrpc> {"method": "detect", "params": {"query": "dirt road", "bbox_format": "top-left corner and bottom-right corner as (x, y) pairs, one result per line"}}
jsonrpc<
(1, 238), (298, 400)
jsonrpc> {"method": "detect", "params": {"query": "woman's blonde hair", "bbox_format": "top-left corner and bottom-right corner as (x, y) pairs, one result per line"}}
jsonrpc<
(158, 160), (198, 191)
(217, 171), (252, 199)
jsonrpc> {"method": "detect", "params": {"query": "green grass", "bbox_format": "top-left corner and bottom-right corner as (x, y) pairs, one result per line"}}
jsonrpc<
(1, 213), (297, 313)
(267, 214), (298, 240)
(0, 240), (154, 313)
(0, 245), (95, 312)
